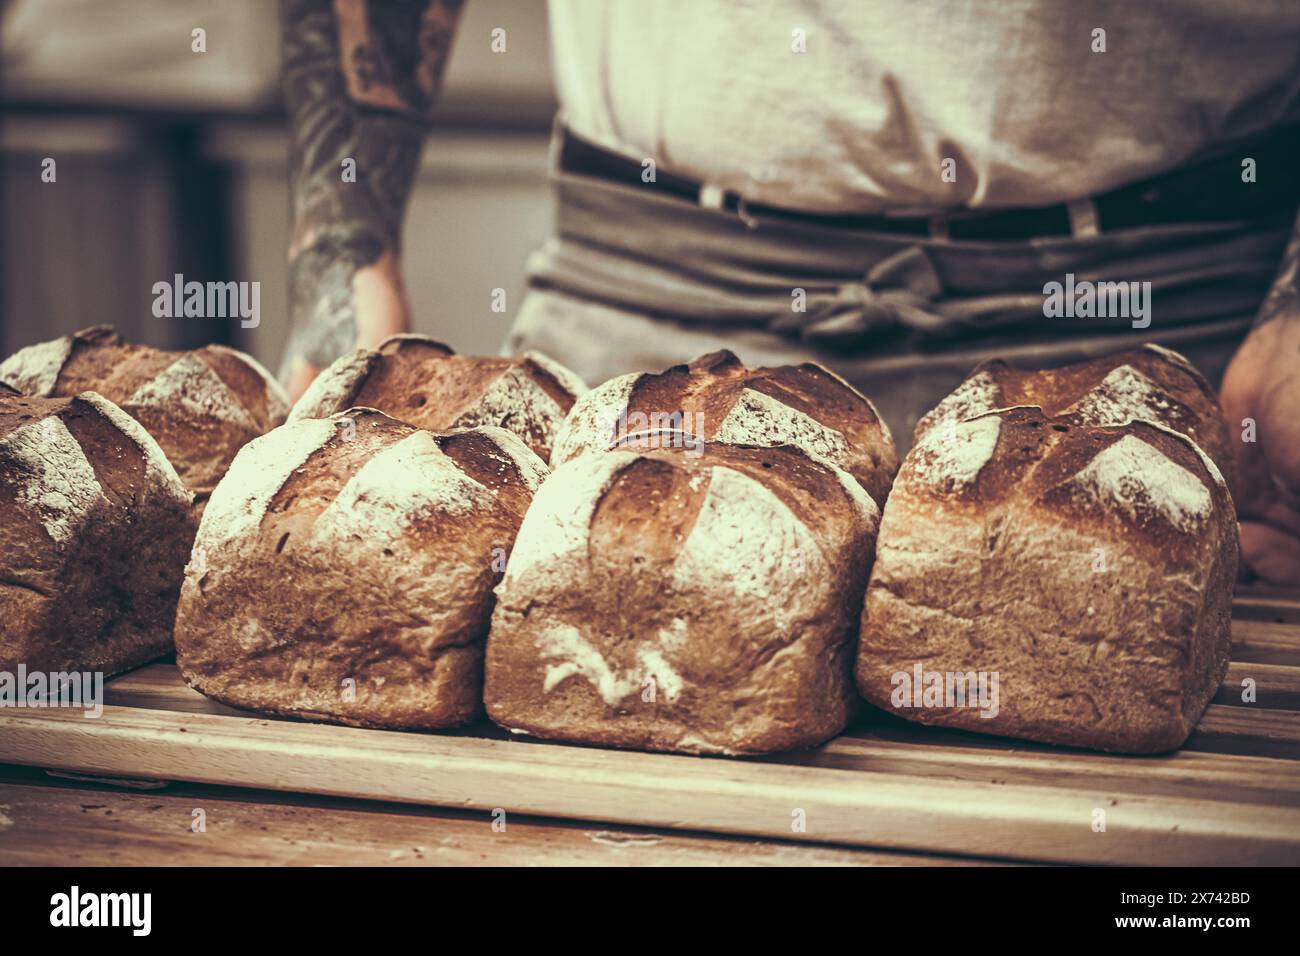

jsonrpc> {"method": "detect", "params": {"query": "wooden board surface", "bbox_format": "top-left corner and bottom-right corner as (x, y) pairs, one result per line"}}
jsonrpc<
(2, 589), (1299, 866)
(1, 766), (993, 867)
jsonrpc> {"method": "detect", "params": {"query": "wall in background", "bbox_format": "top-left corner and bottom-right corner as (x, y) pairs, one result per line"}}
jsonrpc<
(1, 117), (233, 356)
(0, 0), (558, 371)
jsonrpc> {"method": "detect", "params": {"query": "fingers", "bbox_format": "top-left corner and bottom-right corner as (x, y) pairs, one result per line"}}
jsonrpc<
(1240, 520), (1300, 586)
(1220, 319), (1300, 528)
(1219, 327), (1276, 507)
(1219, 318), (1300, 584)
(1258, 366), (1300, 497)
(278, 250), (411, 406)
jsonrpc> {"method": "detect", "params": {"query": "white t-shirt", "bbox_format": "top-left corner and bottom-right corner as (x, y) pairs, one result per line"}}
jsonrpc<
(548, 0), (1300, 213)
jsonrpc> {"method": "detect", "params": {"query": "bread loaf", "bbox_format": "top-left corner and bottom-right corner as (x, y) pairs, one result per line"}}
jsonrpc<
(913, 343), (1235, 491)
(0, 389), (195, 675)
(551, 350), (899, 507)
(856, 405), (1237, 753)
(0, 325), (289, 501)
(485, 439), (880, 754)
(288, 334), (585, 462)
(174, 408), (548, 729)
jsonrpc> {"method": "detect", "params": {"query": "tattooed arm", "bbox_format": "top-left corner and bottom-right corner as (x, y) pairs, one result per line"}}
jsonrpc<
(279, 0), (465, 398)
(1220, 206), (1300, 583)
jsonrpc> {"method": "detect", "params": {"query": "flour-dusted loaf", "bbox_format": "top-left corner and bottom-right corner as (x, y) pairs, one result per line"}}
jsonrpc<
(288, 334), (586, 462)
(913, 343), (1235, 492)
(857, 406), (1237, 753)
(0, 389), (195, 675)
(0, 325), (289, 501)
(551, 350), (899, 507)
(485, 440), (881, 755)
(174, 407), (548, 728)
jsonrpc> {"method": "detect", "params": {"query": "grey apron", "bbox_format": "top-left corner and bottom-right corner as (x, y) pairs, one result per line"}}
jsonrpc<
(506, 124), (1289, 450)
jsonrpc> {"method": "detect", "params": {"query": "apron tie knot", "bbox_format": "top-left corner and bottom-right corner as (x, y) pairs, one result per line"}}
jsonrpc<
(769, 245), (951, 346)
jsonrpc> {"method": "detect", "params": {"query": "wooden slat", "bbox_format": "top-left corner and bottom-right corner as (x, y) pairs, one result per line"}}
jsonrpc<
(0, 704), (1297, 865)
(841, 702), (1300, 758)
(1230, 618), (1300, 666)
(99, 663), (1300, 782)
(106, 658), (1300, 721)
(99, 664), (1300, 802)
(103, 664), (1300, 765)
(103, 665), (257, 718)
(100, 665), (1300, 798)
(1217, 662), (1300, 711)
(8, 603), (1299, 866)
(781, 733), (1300, 807)
(0, 768), (983, 867)
(1187, 706), (1300, 759)
(1232, 586), (1300, 623)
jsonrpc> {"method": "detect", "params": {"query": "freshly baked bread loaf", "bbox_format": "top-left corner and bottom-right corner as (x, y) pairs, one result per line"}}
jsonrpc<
(857, 405), (1237, 753)
(0, 325), (289, 501)
(174, 408), (548, 729)
(550, 350), (899, 507)
(288, 334), (585, 461)
(913, 343), (1235, 491)
(485, 439), (881, 755)
(0, 389), (195, 675)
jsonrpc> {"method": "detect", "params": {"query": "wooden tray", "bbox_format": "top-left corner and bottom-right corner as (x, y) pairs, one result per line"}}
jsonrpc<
(3, 587), (1299, 866)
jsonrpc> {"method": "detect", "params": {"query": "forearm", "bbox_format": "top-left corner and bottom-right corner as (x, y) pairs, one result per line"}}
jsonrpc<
(280, 0), (464, 375)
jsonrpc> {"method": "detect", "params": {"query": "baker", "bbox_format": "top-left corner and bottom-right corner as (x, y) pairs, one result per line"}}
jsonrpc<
(276, 0), (1300, 584)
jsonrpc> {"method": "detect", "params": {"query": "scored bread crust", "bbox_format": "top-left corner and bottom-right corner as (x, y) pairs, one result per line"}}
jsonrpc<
(0, 390), (195, 675)
(0, 325), (290, 500)
(857, 405), (1237, 753)
(484, 440), (881, 755)
(912, 343), (1236, 494)
(549, 350), (899, 508)
(288, 334), (586, 462)
(173, 408), (549, 729)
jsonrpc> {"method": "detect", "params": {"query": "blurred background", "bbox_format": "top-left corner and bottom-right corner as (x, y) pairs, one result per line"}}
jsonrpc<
(0, 0), (557, 367)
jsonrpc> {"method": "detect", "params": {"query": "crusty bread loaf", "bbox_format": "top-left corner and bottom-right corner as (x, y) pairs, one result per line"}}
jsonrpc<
(485, 439), (881, 755)
(174, 408), (548, 729)
(288, 334), (586, 462)
(0, 389), (195, 675)
(551, 350), (899, 507)
(856, 405), (1237, 753)
(0, 325), (289, 501)
(913, 343), (1235, 492)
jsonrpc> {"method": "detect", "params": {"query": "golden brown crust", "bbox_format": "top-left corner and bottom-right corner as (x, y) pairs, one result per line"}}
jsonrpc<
(552, 350), (899, 507)
(0, 326), (289, 500)
(0, 390), (195, 676)
(858, 405), (1237, 753)
(913, 344), (1236, 495)
(174, 408), (548, 729)
(484, 441), (880, 755)
(289, 334), (584, 461)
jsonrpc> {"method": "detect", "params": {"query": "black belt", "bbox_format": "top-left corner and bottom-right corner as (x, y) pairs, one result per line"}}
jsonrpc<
(559, 124), (1300, 241)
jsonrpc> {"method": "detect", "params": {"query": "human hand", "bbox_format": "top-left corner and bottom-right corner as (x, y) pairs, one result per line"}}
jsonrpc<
(1220, 314), (1300, 584)
(282, 250), (412, 403)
